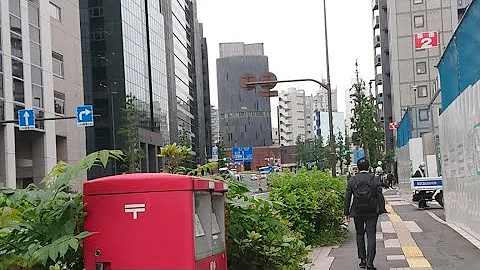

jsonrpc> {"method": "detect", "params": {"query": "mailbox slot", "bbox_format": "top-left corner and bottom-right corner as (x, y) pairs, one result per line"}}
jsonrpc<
(211, 193), (226, 255)
(194, 191), (212, 260)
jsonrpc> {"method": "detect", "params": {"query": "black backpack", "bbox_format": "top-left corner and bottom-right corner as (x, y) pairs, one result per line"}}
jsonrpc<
(353, 175), (377, 214)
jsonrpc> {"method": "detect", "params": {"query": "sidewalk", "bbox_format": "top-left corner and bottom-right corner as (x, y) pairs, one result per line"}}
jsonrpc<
(307, 188), (480, 270)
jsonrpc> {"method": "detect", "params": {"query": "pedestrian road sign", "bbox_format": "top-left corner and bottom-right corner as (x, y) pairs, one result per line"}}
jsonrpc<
(76, 105), (94, 127)
(18, 109), (35, 130)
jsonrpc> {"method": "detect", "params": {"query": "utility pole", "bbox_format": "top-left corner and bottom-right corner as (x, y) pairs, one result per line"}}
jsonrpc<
(323, 0), (336, 177)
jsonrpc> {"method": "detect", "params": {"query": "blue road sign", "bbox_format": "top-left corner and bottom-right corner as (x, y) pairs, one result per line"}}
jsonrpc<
(212, 146), (218, 161)
(18, 109), (35, 130)
(76, 105), (94, 127)
(232, 147), (253, 163)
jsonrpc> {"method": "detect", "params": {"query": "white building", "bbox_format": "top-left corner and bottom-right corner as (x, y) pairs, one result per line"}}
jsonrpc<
(278, 88), (313, 146)
(0, 0), (85, 190)
(314, 83), (338, 112)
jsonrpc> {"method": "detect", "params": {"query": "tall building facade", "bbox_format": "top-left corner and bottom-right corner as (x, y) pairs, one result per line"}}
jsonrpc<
(162, 0), (209, 164)
(81, 0), (209, 178)
(200, 26), (212, 159)
(373, 0), (467, 150)
(0, 0), (86, 190)
(278, 88), (314, 146)
(216, 42), (272, 148)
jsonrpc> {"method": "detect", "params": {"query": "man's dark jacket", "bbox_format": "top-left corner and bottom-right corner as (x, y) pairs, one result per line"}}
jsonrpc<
(344, 172), (387, 217)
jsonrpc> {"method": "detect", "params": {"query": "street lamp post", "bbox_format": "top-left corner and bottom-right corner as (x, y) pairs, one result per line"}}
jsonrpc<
(322, 0), (337, 178)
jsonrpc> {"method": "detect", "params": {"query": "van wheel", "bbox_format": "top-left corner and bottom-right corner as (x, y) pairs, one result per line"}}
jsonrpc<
(435, 192), (444, 207)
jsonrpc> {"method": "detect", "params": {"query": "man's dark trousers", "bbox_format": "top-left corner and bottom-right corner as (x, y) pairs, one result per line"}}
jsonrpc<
(354, 215), (378, 266)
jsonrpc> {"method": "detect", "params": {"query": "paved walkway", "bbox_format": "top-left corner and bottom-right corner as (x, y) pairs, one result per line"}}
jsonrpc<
(306, 188), (480, 270)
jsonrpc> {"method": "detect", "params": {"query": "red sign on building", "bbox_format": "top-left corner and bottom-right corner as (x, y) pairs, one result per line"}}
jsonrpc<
(389, 122), (399, 130)
(414, 31), (439, 50)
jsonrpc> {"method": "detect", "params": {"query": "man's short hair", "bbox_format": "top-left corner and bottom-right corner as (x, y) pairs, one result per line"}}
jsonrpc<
(357, 158), (370, 171)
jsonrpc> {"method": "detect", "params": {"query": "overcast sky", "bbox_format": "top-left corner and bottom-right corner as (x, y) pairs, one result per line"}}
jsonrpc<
(197, 0), (375, 124)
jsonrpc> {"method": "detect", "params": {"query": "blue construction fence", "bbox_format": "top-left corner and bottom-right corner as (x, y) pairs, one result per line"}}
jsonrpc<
(438, 0), (480, 110)
(396, 109), (412, 148)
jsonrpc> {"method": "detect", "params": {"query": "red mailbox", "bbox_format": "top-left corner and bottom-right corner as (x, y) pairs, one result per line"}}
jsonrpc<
(83, 173), (228, 270)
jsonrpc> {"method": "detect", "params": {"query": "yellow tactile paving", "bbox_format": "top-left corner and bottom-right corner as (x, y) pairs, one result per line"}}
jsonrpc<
(402, 246), (424, 258)
(386, 203), (432, 269)
(407, 258), (432, 268)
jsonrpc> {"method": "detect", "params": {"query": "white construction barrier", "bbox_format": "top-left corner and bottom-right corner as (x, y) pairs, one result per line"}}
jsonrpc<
(439, 79), (480, 240)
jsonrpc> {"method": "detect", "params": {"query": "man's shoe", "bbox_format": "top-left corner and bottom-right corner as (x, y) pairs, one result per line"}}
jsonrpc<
(359, 259), (366, 268)
(366, 266), (376, 270)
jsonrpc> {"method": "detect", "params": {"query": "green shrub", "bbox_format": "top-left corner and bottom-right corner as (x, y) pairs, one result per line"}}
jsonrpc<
(0, 150), (123, 270)
(226, 180), (311, 270)
(269, 168), (347, 246)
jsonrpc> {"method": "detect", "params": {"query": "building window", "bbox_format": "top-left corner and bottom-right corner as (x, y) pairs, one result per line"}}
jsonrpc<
(12, 59), (23, 79)
(413, 0), (423, 4)
(13, 78), (24, 103)
(32, 84), (43, 108)
(416, 62), (427, 74)
(9, 0), (21, 17)
(54, 91), (65, 115)
(414, 15), (424, 28)
(417, 85), (428, 98)
(89, 7), (104, 18)
(11, 33), (23, 59)
(419, 109), (429, 121)
(49, 2), (61, 21)
(52, 52), (64, 78)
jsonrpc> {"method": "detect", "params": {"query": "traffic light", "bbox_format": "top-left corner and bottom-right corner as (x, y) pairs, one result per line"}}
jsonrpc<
(223, 157), (227, 162)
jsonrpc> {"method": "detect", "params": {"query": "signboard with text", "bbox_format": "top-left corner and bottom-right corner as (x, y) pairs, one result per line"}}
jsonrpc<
(232, 147), (253, 163)
(414, 31), (439, 50)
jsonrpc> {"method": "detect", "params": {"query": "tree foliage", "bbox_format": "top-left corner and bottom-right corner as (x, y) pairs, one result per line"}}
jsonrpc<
(118, 94), (144, 173)
(269, 168), (347, 247)
(216, 136), (228, 167)
(226, 180), (311, 269)
(349, 81), (385, 164)
(295, 136), (329, 170)
(159, 143), (192, 174)
(0, 150), (123, 270)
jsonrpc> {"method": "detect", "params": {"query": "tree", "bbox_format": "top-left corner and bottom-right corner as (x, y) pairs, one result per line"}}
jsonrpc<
(178, 125), (194, 169)
(349, 80), (385, 165)
(118, 94), (144, 173)
(296, 135), (329, 169)
(335, 130), (347, 173)
(159, 143), (191, 174)
(216, 136), (228, 168)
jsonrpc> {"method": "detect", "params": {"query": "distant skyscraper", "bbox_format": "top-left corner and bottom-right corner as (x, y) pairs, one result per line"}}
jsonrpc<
(211, 106), (220, 146)
(313, 83), (338, 112)
(216, 42), (272, 148)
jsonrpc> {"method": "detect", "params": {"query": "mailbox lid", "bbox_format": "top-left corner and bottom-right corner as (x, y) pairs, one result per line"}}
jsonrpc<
(84, 173), (192, 195)
(84, 173), (225, 196)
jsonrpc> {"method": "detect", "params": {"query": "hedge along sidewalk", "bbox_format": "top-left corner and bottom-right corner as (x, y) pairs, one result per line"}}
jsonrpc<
(305, 246), (339, 270)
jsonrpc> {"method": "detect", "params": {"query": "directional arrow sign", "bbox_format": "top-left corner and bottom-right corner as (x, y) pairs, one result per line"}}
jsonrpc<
(76, 105), (94, 127)
(18, 109), (35, 130)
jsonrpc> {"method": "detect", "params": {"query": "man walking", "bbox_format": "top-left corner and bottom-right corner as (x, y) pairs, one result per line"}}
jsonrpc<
(344, 158), (386, 270)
